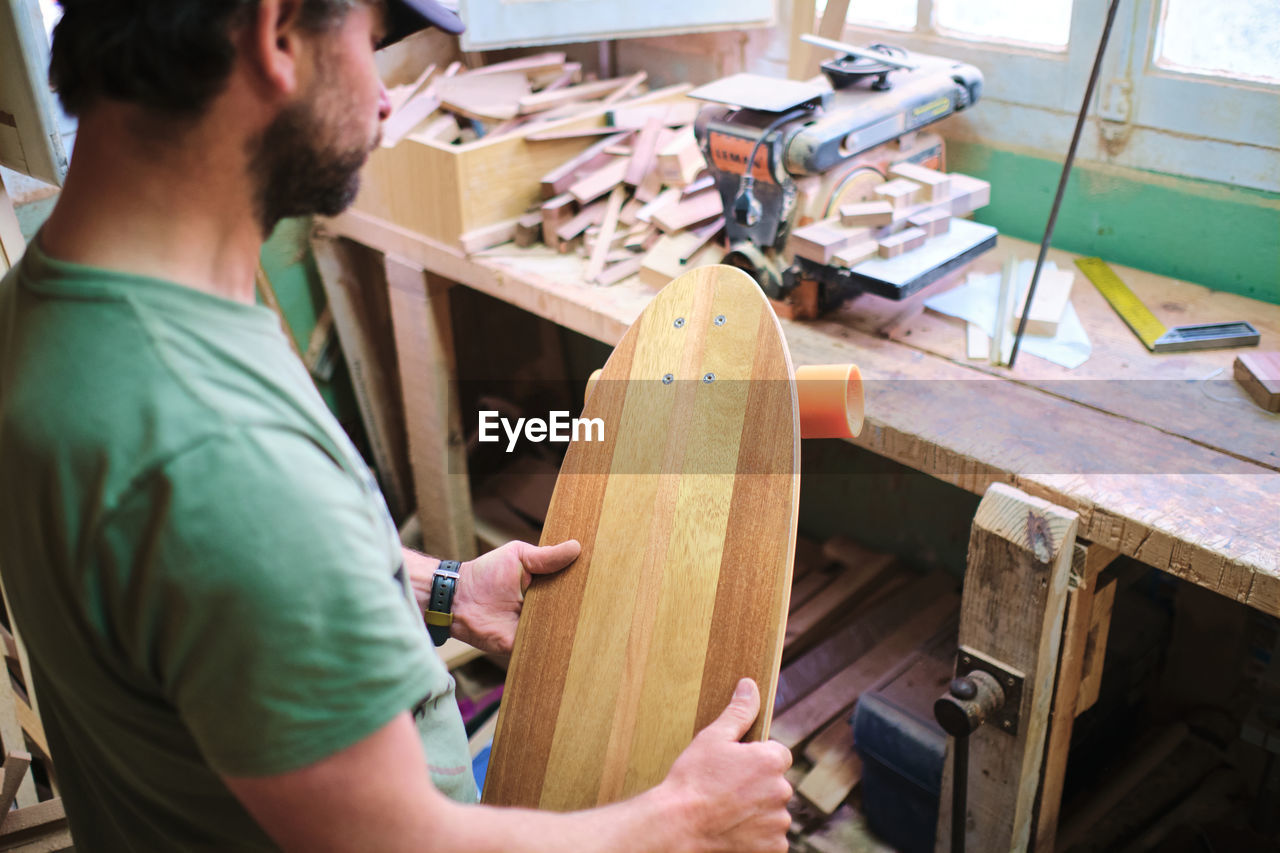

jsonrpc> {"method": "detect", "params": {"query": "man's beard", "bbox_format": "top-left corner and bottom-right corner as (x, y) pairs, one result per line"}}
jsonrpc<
(247, 95), (374, 237)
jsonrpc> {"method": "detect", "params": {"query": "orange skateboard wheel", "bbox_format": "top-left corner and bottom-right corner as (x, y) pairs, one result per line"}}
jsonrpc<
(796, 364), (864, 439)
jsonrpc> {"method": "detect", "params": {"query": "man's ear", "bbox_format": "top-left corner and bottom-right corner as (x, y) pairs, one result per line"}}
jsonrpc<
(245, 0), (310, 97)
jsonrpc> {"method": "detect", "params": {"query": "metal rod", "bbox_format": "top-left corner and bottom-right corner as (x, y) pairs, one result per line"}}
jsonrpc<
(952, 734), (969, 853)
(1007, 0), (1122, 368)
(799, 33), (919, 70)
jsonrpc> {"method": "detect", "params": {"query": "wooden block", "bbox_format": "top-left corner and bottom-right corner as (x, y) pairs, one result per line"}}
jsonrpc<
(872, 178), (922, 211)
(438, 71), (530, 122)
(655, 127), (706, 187)
(514, 212), (543, 248)
(650, 190), (722, 234)
(677, 217), (725, 263)
(771, 592), (959, 750)
(634, 166), (664, 203)
(784, 553), (893, 660)
(832, 240), (879, 269)
(949, 174), (992, 216)
(608, 101), (700, 130)
(935, 483), (1077, 853)
(638, 233), (724, 289)
(469, 52), (567, 79)
(459, 217), (520, 254)
(623, 117), (665, 187)
(789, 219), (872, 265)
(540, 194), (575, 252)
(409, 113), (461, 144)
(1234, 351), (1280, 412)
(796, 724), (862, 815)
(966, 322), (991, 360)
(1014, 268), (1074, 337)
(991, 256), (1019, 365)
(586, 186), (628, 283)
(517, 76), (638, 114)
(680, 174), (715, 198)
(556, 199), (607, 242)
(596, 254), (645, 286)
(889, 162), (951, 201)
(908, 207), (951, 238)
(387, 62), (437, 115)
(602, 71), (649, 105)
(525, 126), (624, 142)
(774, 572), (953, 716)
(380, 90), (442, 148)
(618, 198), (645, 226)
(540, 131), (633, 199)
(839, 201), (894, 228)
(636, 187), (682, 223)
(877, 226), (927, 259)
(568, 156), (630, 205)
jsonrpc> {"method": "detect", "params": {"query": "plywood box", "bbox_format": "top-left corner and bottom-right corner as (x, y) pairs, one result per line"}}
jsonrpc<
(352, 87), (692, 247)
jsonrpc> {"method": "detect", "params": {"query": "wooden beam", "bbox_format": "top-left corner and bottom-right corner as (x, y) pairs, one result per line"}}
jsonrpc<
(0, 752), (31, 822)
(936, 483), (1078, 853)
(783, 551), (893, 660)
(518, 76), (639, 115)
(540, 131), (633, 199)
(309, 236), (414, 521)
(586, 187), (627, 284)
(1031, 543), (1117, 853)
(771, 592), (959, 750)
(384, 257), (476, 559)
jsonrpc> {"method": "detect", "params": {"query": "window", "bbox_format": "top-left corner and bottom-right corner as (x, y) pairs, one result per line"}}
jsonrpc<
(816, 0), (1280, 192)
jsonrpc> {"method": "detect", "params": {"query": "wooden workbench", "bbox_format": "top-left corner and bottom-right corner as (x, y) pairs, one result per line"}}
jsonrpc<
(326, 207), (1280, 617)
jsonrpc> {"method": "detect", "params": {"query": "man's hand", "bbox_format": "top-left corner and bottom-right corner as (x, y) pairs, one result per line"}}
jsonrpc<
(657, 678), (793, 853)
(451, 539), (580, 657)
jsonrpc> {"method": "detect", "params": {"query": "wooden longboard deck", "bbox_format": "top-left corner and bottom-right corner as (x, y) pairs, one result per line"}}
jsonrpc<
(483, 265), (800, 811)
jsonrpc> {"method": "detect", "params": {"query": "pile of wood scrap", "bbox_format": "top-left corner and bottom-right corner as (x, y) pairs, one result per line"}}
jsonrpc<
(787, 163), (990, 269)
(470, 106), (727, 287)
(381, 52), (653, 149)
(777, 536), (960, 841)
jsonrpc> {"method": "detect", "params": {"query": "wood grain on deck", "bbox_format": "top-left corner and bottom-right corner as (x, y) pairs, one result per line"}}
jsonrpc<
(483, 266), (799, 810)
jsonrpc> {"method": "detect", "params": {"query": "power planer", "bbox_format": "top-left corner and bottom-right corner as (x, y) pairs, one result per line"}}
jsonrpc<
(691, 43), (989, 311)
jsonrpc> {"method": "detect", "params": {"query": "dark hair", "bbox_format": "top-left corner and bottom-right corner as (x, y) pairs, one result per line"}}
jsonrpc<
(49, 0), (359, 118)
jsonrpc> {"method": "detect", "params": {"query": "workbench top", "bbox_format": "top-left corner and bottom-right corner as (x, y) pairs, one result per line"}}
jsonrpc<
(327, 208), (1280, 615)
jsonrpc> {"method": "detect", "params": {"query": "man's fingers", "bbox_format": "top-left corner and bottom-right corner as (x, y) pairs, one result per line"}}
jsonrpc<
(521, 539), (581, 575)
(702, 678), (760, 742)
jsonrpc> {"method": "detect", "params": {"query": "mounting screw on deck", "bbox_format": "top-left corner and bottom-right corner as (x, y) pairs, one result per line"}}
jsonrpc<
(662, 374), (674, 384)
(714, 315), (726, 326)
(673, 317), (685, 328)
(703, 373), (716, 383)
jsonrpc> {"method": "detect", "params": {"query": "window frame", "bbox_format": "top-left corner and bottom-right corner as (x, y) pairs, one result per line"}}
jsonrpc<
(824, 0), (1280, 192)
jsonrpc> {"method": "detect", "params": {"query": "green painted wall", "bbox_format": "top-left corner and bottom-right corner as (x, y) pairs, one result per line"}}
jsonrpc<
(948, 141), (1280, 305)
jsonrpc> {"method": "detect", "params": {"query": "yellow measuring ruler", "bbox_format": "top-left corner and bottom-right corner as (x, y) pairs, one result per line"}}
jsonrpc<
(1075, 257), (1259, 353)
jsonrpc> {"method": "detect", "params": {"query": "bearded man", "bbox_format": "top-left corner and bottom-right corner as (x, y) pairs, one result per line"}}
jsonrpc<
(0, 1), (793, 850)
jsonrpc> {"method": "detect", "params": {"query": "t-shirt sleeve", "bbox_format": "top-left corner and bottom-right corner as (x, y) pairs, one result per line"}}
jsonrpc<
(99, 426), (440, 778)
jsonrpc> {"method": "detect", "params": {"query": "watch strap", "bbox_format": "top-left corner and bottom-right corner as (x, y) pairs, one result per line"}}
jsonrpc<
(426, 560), (461, 646)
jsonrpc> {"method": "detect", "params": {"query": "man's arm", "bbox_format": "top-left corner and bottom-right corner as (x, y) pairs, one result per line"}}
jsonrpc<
(403, 541), (580, 656)
(224, 678), (792, 853)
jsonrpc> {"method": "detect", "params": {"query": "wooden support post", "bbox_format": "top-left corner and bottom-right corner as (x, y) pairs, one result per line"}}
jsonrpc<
(384, 256), (477, 559)
(936, 483), (1078, 853)
(1032, 543), (1117, 853)
(310, 235), (414, 522)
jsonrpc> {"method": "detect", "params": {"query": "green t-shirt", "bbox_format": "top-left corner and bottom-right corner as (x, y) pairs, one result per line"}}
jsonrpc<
(0, 239), (477, 851)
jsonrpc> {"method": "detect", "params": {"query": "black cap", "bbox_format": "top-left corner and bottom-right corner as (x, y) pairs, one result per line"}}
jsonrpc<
(382, 0), (465, 46)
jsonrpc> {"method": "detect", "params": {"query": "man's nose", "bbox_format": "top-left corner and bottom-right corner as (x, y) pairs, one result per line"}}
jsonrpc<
(377, 83), (392, 122)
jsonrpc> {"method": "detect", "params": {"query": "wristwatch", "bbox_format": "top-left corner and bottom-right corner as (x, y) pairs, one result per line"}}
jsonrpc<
(425, 560), (461, 646)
